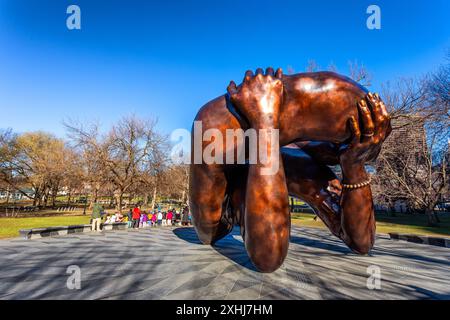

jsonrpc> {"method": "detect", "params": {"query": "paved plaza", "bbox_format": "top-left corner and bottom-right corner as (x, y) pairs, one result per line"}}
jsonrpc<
(0, 226), (449, 300)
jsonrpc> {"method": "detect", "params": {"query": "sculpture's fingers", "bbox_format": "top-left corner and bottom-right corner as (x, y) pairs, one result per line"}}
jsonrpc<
(374, 92), (389, 117)
(227, 81), (238, 96)
(378, 100), (391, 140)
(348, 116), (361, 145)
(369, 93), (390, 140)
(244, 70), (253, 83)
(255, 68), (264, 76)
(366, 93), (385, 140)
(275, 68), (283, 79)
(265, 67), (275, 77)
(366, 93), (382, 123)
(358, 99), (375, 143)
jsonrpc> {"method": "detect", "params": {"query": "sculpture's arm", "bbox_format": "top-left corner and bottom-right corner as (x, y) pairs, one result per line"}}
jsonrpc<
(227, 67), (290, 272)
(280, 94), (391, 254)
(333, 93), (391, 253)
(293, 92), (392, 166)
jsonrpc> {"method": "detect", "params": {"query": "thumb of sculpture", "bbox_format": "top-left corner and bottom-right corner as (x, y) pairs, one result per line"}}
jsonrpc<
(227, 81), (237, 96)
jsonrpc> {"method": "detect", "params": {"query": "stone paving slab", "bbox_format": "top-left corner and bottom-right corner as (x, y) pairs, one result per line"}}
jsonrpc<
(0, 226), (448, 300)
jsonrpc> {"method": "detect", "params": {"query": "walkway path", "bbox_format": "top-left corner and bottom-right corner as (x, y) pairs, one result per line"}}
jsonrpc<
(0, 226), (448, 299)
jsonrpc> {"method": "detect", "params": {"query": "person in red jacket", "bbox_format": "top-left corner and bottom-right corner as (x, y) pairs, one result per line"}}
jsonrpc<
(166, 210), (173, 226)
(132, 206), (141, 229)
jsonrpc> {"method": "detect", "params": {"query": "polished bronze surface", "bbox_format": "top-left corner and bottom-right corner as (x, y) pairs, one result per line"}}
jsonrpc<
(189, 68), (391, 272)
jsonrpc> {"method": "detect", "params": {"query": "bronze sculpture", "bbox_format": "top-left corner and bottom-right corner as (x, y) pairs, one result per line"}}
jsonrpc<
(190, 67), (391, 272)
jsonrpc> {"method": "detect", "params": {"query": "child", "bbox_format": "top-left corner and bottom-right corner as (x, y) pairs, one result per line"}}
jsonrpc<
(147, 213), (152, 227)
(157, 210), (163, 226)
(127, 209), (133, 228)
(166, 210), (173, 226)
(152, 212), (157, 226)
(141, 211), (148, 227)
(162, 211), (167, 226)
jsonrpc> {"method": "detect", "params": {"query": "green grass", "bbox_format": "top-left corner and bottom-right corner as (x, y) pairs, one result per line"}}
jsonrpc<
(291, 212), (450, 237)
(1, 212), (449, 240)
(0, 216), (91, 239)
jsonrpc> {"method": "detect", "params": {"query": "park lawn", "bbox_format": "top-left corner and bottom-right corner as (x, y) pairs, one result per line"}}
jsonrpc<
(1, 212), (449, 240)
(291, 212), (450, 237)
(0, 216), (91, 239)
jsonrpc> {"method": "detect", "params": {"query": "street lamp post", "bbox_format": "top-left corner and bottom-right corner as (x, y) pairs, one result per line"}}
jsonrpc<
(83, 194), (88, 215)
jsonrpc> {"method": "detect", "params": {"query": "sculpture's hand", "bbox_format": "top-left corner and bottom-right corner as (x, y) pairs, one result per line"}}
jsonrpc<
(334, 93), (390, 254)
(227, 67), (283, 128)
(339, 93), (392, 168)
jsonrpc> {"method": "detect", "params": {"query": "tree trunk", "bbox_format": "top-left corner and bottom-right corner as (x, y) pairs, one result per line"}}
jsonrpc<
(150, 186), (157, 210)
(425, 208), (438, 227)
(51, 187), (57, 208)
(43, 190), (49, 208)
(5, 186), (10, 205)
(116, 192), (124, 213)
(33, 189), (39, 206)
(93, 188), (98, 203)
(183, 170), (189, 205)
(180, 190), (185, 204)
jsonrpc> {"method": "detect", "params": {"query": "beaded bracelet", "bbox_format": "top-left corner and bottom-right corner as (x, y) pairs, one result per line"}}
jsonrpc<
(341, 177), (371, 189)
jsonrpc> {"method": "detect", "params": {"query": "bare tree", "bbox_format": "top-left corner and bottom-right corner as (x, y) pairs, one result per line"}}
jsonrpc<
(0, 131), (68, 207)
(348, 60), (372, 87)
(301, 59), (371, 88)
(132, 138), (170, 210)
(305, 60), (320, 72)
(328, 62), (338, 72)
(65, 115), (169, 212)
(61, 150), (85, 206)
(0, 129), (16, 205)
(427, 51), (450, 123)
(159, 164), (189, 205)
(373, 63), (449, 225)
(286, 65), (296, 75)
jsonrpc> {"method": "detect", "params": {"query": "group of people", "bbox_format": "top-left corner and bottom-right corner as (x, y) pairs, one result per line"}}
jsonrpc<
(90, 202), (191, 232)
(127, 206), (191, 229)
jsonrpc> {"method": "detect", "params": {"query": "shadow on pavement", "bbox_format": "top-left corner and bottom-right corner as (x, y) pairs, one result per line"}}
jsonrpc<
(289, 235), (353, 254)
(173, 227), (258, 271)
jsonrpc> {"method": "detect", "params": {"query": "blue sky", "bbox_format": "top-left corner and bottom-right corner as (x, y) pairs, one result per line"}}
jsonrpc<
(0, 0), (448, 138)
